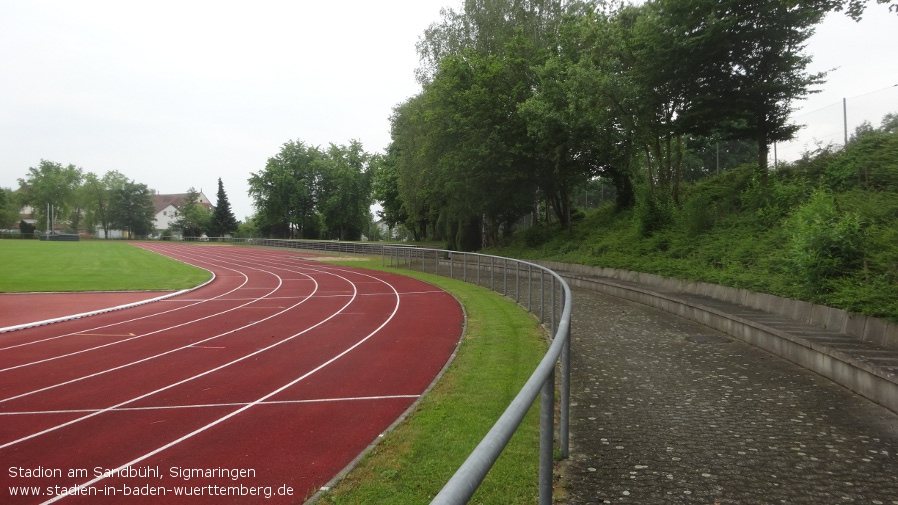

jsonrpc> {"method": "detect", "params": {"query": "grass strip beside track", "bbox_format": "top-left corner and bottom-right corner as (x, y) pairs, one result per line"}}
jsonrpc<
(0, 240), (211, 292)
(316, 259), (546, 505)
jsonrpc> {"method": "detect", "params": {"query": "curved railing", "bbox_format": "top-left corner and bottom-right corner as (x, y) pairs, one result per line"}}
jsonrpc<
(184, 238), (571, 504)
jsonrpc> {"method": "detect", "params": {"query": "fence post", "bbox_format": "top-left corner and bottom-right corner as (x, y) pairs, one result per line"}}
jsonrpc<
(539, 369), (555, 505)
(503, 258), (508, 297)
(561, 317), (571, 458)
(528, 265), (532, 312)
(477, 255), (481, 286)
(490, 257), (494, 291)
(549, 276), (555, 334)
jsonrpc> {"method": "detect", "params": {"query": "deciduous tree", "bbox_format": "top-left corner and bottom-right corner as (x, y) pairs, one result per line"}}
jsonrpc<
(109, 180), (155, 238)
(16, 160), (83, 232)
(172, 187), (211, 238)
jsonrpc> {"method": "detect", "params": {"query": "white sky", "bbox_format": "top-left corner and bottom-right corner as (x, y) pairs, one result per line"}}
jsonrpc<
(1, 1), (895, 220)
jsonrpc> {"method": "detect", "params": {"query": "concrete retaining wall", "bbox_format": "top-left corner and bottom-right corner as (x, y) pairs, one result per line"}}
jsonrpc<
(540, 262), (898, 350)
(539, 261), (898, 415)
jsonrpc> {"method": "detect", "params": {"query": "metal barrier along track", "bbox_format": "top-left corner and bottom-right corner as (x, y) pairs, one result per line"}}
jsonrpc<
(387, 246), (572, 505)
(186, 238), (572, 504)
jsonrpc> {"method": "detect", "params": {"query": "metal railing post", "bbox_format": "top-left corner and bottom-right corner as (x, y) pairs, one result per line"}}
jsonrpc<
(549, 277), (555, 332)
(477, 255), (481, 286)
(561, 319), (571, 458)
(539, 369), (555, 505)
(503, 258), (508, 296)
(490, 256), (494, 291)
(528, 265), (532, 312)
(540, 270), (545, 324)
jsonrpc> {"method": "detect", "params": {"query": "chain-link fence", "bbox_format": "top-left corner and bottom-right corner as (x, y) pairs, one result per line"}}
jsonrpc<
(774, 84), (898, 164)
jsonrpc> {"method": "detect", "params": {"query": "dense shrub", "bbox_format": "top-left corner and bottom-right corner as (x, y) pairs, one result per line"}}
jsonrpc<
(785, 190), (866, 294)
(827, 129), (898, 191)
(634, 190), (674, 237)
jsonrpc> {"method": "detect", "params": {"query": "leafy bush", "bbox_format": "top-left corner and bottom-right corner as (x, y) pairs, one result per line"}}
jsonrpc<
(740, 169), (810, 228)
(827, 129), (898, 191)
(634, 190), (674, 237)
(520, 224), (552, 248)
(786, 190), (866, 294)
(680, 193), (717, 235)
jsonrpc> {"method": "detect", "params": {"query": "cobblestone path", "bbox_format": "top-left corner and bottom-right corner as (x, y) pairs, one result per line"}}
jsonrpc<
(560, 287), (898, 504)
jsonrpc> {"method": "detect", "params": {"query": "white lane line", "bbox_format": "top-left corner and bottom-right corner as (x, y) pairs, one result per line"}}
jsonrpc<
(38, 268), (403, 505)
(0, 260), (234, 351)
(0, 262), (367, 449)
(0, 290), (193, 335)
(0, 243), (334, 368)
(0, 395), (421, 416)
(0, 268), (308, 403)
(0, 261), (289, 374)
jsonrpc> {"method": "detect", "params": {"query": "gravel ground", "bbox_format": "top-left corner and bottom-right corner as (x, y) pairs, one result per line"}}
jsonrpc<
(558, 286), (898, 504)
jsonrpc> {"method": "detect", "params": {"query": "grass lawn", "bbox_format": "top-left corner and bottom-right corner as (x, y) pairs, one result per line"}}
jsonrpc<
(0, 240), (211, 292)
(315, 259), (547, 505)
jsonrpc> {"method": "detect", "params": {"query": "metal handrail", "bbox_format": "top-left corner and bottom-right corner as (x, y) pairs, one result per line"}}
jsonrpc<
(182, 237), (571, 504)
(423, 253), (571, 505)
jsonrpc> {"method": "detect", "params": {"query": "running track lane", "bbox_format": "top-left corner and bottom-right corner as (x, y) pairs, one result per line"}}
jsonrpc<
(0, 243), (464, 504)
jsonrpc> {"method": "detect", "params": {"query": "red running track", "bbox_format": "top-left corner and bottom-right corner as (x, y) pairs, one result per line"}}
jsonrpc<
(0, 243), (464, 504)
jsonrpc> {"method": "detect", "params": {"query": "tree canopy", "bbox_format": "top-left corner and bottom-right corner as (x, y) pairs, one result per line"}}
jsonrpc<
(173, 188), (211, 238)
(248, 140), (373, 240)
(17, 160), (83, 232)
(368, 0), (884, 249)
(109, 179), (155, 237)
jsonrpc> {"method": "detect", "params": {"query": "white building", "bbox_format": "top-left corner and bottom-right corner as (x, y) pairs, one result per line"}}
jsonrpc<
(152, 191), (214, 234)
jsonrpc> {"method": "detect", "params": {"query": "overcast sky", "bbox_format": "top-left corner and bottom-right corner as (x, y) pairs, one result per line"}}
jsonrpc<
(1, 1), (895, 220)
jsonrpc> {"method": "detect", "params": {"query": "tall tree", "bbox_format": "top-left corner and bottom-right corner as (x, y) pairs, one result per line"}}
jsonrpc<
(521, 8), (639, 215)
(370, 150), (408, 232)
(0, 187), (19, 230)
(109, 180), (155, 238)
(80, 170), (128, 238)
(16, 160), (83, 232)
(173, 187), (211, 238)
(209, 178), (239, 238)
(648, 0), (829, 174)
(318, 141), (372, 241)
(389, 96), (437, 241)
(421, 43), (538, 243)
(248, 140), (323, 239)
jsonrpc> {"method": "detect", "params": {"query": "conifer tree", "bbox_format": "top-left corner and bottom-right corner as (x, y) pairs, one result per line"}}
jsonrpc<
(210, 178), (238, 237)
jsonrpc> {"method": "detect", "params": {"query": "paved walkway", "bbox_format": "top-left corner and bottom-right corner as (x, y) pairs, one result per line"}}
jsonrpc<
(558, 285), (898, 504)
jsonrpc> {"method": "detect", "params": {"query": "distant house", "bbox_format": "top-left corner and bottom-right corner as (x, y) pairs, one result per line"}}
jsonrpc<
(153, 191), (214, 235)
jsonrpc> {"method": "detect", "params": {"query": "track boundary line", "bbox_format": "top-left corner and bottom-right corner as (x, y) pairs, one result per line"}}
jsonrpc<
(0, 263), (292, 374)
(0, 395), (422, 416)
(38, 266), (403, 505)
(0, 261), (378, 449)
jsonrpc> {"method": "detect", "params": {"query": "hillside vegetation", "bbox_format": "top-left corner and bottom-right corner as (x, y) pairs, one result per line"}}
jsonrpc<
(493, 120), (898, 322)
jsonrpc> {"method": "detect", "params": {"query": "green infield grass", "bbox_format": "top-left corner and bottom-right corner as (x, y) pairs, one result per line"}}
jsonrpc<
(0, 241), (211, 292)
(315, 259), (546, 505)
